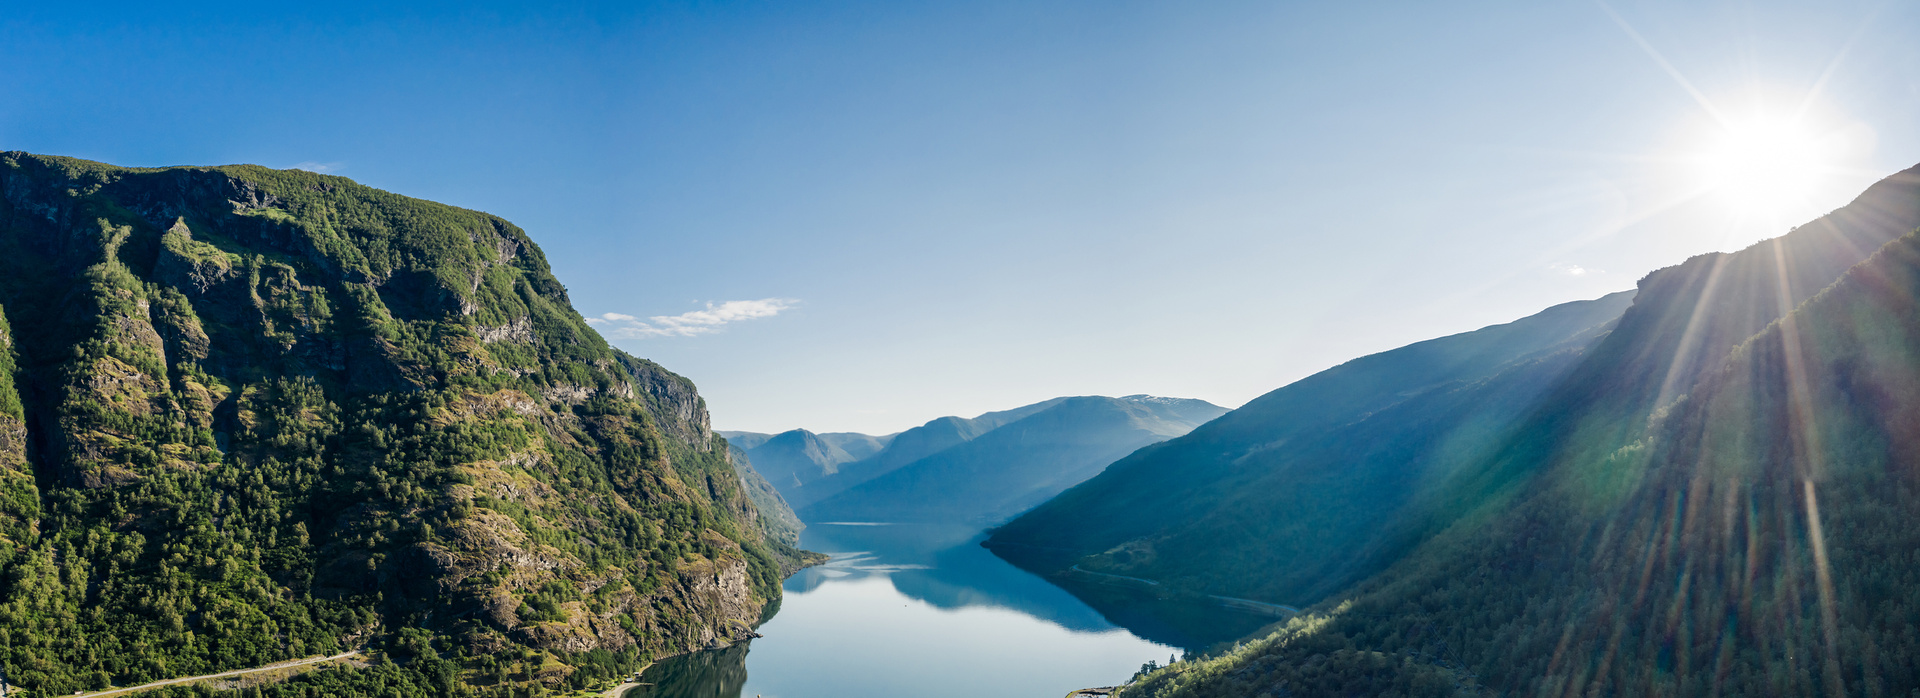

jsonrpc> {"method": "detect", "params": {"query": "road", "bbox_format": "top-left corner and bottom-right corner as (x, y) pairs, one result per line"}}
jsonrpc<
(74, 651), (361, 698)
(1068, 565), (1300, 616)
(1068, 564), (1160, 586)
(604, 678), (654, 697)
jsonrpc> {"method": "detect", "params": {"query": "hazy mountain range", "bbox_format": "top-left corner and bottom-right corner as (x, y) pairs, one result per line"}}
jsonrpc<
(725, 395), (1227, 527)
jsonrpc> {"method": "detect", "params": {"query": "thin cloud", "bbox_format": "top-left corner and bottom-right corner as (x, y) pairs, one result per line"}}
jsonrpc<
(292, 161), (344, 173)
(588, 298), (798, 338)
(1549, 262), (1600, 277)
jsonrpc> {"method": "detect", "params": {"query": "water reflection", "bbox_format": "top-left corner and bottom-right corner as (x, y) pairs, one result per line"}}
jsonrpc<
(803, 523), (1275, 649)
(626, 523), (1273, 698)
(624, 643), (749, 698)
(790, 523), (1118, 631)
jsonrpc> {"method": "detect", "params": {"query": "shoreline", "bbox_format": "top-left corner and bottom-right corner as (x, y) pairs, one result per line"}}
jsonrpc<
(599, 545), (824, 698)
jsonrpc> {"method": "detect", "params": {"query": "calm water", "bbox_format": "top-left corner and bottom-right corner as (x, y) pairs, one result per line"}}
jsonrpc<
(626, 523), (1275, 698)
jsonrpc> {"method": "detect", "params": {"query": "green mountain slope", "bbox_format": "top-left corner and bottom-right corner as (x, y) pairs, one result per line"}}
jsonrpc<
(802, 396), (1228, 526)
(723, 443), (806, 546)
(1115, 164), (1920, 697)
(986, 291), (1637, 603)
(0, 152), (809, 696)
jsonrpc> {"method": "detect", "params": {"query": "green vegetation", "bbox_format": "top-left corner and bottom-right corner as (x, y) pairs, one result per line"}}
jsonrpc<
(986, 292), (1638, 603)
(1121, 604), (1482, 698)
(1103, 165), (1920, 695)
(725, 445), (806, 546)
(0, 152), (807, 696)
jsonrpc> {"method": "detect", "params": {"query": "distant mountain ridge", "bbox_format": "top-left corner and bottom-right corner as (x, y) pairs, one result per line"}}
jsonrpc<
(804, 395), (1230, 526)
(719, 429), (860, 492)
(723, 395), (1226, 526)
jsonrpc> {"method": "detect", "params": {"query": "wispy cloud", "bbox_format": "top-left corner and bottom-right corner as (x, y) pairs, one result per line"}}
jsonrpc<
(588, 298), (798, 338)
(1549, 262), (1601, 277)
(292, 161), (344, 173)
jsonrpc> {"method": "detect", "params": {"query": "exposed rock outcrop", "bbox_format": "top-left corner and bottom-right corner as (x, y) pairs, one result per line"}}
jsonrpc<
(0, 151), (805, 693)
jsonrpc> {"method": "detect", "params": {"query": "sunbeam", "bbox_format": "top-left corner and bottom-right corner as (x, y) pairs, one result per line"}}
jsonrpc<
(1582, 1), (1880, 257)
(1694, 117), (1846, 217)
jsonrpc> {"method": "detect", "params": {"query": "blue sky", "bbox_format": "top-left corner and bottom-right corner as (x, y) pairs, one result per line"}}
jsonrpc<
(5, 1), (1916, 434)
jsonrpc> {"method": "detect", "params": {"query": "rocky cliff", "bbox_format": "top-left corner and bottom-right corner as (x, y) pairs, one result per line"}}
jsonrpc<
(0, 152), (803, 695)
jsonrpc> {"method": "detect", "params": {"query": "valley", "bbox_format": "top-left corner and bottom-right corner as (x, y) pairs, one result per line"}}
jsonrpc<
(6, 155), (1920, 698)
(14, 4), (1920, 696)
(707, 162), (1920, 697)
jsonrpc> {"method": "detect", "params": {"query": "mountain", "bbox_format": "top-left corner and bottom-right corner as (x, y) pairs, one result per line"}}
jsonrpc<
(726, 429), (855, 490)
(0, 153), (814, 696)
(717, 428), (892, 501)
(1109, 165), (1920, 697)
(720, 398), (1070, 510)
(803, 395), (1230, 526)
(724, 442), (806, 547)
(718, 430), (890, 459)
(817, 431), (891, 460)
(987, 290), (1637, 602)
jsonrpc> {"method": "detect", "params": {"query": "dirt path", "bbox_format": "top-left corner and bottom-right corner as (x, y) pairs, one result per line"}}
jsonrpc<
(74, 651), (361, 697)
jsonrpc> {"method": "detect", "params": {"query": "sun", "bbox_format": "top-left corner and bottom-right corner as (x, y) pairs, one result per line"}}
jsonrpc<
(1692, 116), (1839, 217)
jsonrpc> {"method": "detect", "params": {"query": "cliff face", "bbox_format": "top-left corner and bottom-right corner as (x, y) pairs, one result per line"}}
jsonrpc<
(0, 153), (798, 694)
(609, 353), (809, 550)
(0, 310), (31, 546)
(616, 353), (715, 453)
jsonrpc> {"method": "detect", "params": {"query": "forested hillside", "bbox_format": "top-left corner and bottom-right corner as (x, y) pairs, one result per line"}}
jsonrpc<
(723, 444), (806, 547)
(0, 152), (812, 696)
(1113, 164), (1920, 697)
(987, 291), (1637, 603)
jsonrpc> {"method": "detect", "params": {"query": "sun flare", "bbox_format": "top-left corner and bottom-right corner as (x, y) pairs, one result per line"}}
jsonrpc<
(1692, 116), (1840, 216)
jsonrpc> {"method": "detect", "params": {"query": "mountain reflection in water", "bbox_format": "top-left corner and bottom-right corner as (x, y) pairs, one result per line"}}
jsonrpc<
(625, 523), (1274, 698)
(624, 643), (749, 698)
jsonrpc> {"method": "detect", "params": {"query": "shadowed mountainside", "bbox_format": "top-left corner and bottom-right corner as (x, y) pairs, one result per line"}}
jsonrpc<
(987, 291), (1637, 603)
(723, 443), (806, 547)
(1112, 164), (1920, 697)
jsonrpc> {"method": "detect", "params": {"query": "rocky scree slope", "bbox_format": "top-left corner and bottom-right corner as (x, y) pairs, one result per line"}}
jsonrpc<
(0, 153), (808, 696)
